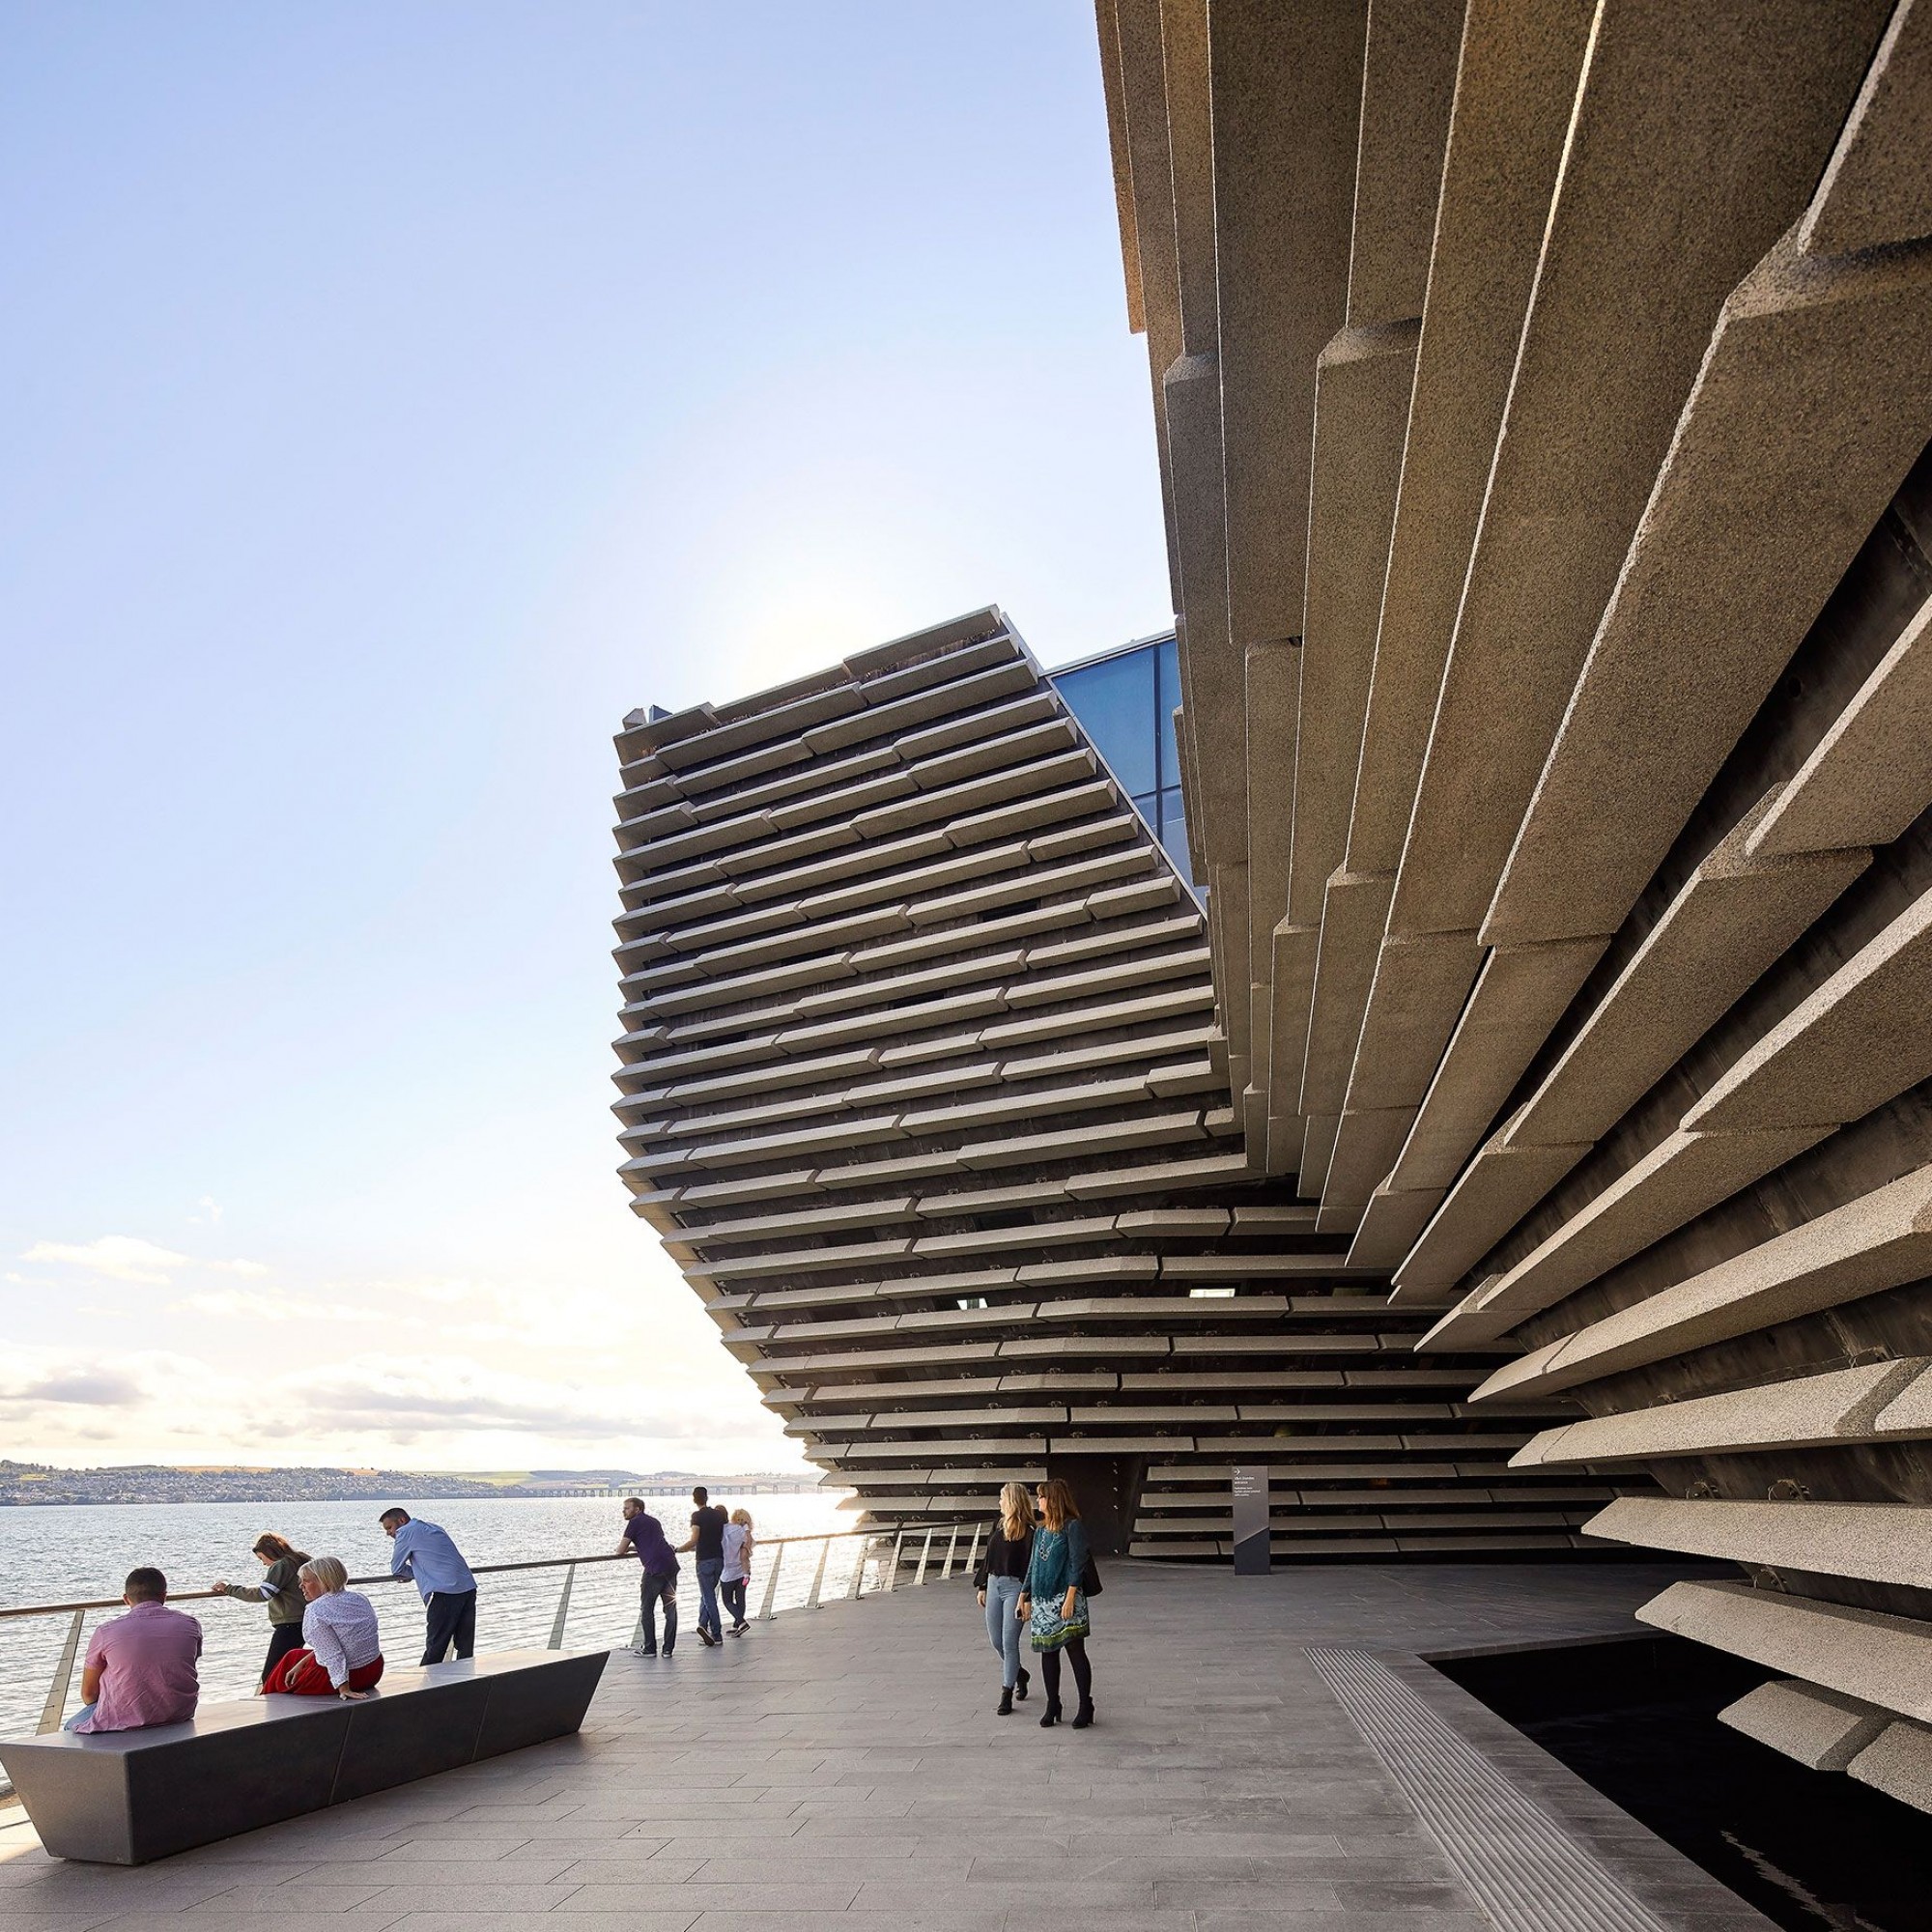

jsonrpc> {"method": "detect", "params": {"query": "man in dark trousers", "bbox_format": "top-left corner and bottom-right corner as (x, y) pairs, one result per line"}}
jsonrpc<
(382, 1508), (478, 1664)
(677, 1486), (729, 1647)
(615, 1496), (679, 1657)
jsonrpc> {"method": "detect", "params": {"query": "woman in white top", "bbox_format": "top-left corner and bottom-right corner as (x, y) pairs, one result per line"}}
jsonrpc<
(261, 1556), (385, 1698)
(720, 1510), (754, 1636)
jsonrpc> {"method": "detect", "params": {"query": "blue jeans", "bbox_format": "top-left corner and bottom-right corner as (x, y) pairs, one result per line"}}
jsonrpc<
(62, 1703), (97, 1733)
(696, 1557), (724, 1639)
(984, 1575), (1025, 1689)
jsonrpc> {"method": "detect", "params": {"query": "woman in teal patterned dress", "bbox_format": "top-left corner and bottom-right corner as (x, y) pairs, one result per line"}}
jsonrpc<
(1018, 1477), (1094, 1729)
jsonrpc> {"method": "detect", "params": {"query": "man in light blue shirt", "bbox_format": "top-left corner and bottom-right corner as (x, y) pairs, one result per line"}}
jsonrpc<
(381, 1509), (478, 1664)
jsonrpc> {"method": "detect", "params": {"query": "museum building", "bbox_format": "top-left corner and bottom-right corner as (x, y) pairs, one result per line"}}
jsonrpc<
(615, 2), (1932, 1816)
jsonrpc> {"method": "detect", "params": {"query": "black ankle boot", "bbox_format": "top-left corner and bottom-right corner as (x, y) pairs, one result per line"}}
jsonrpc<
(1015, 1666), (1030, 1702)
(997, 1687), (1014, 1716)
(1071, 1700), (1094, 1730)
(1039, 1700), (1062, 1727)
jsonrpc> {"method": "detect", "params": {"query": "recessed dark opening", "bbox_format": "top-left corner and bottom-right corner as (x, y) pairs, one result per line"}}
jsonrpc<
(1435, 1633), (1931, 1932)
(1045, 1452), (1145, 1556)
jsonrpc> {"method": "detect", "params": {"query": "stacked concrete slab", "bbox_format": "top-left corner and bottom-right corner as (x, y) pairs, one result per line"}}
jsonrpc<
(1097, 0), (1932, 1807)
(611, 611), (1620, 1558)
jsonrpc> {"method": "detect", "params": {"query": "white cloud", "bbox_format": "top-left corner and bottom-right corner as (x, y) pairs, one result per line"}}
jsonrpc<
(189, 1196), (224, 1226)
(169, 1287), (382, 1324)
(0, 1344), (222, 1420)
(21, 1236), (270, 1288)
(274, 1355), (663, 1444)
(23, 1236), (190, 1285)
(0, 1336), (793, 1473)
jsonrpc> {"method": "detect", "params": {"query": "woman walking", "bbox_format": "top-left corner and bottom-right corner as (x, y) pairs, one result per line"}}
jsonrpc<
(974, 1482), (1034, 1715)
(261, 1556), (384, 1699)
(1019, 1478), (1094, 1729)
(721, 1508), (754, 1635)
(212, 1532), (310, 1689)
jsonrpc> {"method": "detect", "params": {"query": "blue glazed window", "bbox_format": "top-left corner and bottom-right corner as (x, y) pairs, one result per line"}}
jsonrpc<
(1051, 648), (1158, 795)
(1051, 635), (1201, 895)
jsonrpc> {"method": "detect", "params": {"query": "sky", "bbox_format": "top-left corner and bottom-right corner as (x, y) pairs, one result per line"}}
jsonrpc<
(0, 4), (1172, 1475)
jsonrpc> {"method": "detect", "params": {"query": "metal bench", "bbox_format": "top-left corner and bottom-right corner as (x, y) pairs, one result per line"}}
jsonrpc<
(0, 1646), (608, 1864)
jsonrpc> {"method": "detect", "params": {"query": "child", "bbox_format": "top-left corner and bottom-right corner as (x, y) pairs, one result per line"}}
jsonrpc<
(720, 1508), (754, 1635)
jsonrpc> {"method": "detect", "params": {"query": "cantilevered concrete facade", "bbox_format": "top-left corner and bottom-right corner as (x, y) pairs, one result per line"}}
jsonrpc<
(611, 613), (1625, 1558)
(1097, 0), (1932, 1811)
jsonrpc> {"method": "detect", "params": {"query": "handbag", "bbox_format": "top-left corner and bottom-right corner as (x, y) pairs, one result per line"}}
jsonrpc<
(1081, 1553), (1104, 1597)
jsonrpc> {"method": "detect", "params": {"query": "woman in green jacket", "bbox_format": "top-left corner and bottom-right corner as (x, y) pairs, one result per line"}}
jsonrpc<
(1018, 1478), (1094, 1729)
(213, 1532), (310, 1687)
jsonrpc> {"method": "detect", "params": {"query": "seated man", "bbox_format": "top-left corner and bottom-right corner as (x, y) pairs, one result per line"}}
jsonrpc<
(65, 1567), (201, 1733)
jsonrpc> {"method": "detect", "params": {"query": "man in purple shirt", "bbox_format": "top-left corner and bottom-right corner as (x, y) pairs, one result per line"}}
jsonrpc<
(614, 1497), (679, 1658)
(65, 1568), (201, 1734)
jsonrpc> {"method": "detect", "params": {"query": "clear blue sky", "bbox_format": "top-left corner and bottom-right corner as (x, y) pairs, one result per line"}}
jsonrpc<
(0, 4), (1170, 1473)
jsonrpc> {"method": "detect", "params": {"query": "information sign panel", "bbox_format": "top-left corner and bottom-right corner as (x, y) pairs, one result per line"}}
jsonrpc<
(1232, 1464), (1270, 1575)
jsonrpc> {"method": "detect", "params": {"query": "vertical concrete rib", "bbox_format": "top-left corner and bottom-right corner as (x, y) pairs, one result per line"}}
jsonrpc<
(1090, 0), (1932, 1817)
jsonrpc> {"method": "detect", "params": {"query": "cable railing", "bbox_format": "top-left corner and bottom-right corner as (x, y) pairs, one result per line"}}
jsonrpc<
(0, 1520), (980, 1771)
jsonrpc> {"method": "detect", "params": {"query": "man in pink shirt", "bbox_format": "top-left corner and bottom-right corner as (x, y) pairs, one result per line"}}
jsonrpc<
(65, 1568), (202, 1734)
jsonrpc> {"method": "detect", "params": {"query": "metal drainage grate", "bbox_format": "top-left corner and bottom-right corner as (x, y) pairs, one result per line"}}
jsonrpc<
(1306, 1646), (1676, 1932)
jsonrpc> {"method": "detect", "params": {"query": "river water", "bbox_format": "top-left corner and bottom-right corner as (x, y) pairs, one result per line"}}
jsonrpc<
(0, 1490), (893, 1743)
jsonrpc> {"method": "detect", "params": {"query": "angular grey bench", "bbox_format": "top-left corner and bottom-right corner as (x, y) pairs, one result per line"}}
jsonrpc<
(0, 1646), (608, 1864)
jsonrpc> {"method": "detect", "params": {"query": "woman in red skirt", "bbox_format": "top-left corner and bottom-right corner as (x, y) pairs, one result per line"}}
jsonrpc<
(262, 1555), (384, 1698)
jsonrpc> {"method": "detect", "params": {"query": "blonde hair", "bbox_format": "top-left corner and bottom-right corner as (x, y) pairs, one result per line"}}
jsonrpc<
(1036, 1478), (1080, 1532)
(300, 1555), (349, 1593)
(999, 1482), (1035, 1543)
(729, 1508), (753, 1528)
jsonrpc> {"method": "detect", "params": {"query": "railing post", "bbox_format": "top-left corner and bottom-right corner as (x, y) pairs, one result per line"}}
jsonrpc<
(966, 1522), (984, 1579)
(805, 1537), (831, 1609)
(942, 1525), (960, 1578)
(38, 1609), (86, 1733)
(845, 1532), (870, 1600)
(547, 1562), (577, 1650)
(914, 1527), (935, 1585)
(756, 1542), (783, 1621)
(884, 1528), (905, 1592)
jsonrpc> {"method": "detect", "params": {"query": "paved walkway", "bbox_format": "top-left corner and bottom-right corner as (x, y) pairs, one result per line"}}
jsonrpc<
(0, 1561), (1770, 1931)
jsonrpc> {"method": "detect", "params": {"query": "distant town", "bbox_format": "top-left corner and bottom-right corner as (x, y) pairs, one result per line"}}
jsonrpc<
(0, 1461), (823, 1507)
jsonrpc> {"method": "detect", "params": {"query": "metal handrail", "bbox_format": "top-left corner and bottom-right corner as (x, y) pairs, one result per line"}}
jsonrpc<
(0, 1519), (979, 1748)
(0, 1521), (913, 1622)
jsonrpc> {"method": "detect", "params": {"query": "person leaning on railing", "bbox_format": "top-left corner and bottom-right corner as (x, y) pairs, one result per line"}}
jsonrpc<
(616, 1496), (679, 1658)
(381, 1508), (478, 1665)
(211, 1532), (310, 1689)
(261, 1557), (384, 1700)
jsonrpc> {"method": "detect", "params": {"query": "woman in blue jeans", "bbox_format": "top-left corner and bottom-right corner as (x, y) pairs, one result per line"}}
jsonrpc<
(973, 1482), (1035, 1715)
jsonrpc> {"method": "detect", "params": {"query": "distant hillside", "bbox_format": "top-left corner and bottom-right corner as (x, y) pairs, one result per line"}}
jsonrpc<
(0, 1461), (823, 1507)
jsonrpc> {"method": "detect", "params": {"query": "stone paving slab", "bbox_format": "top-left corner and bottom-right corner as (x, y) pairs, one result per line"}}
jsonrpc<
(0, 1561), (1771, 1930)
